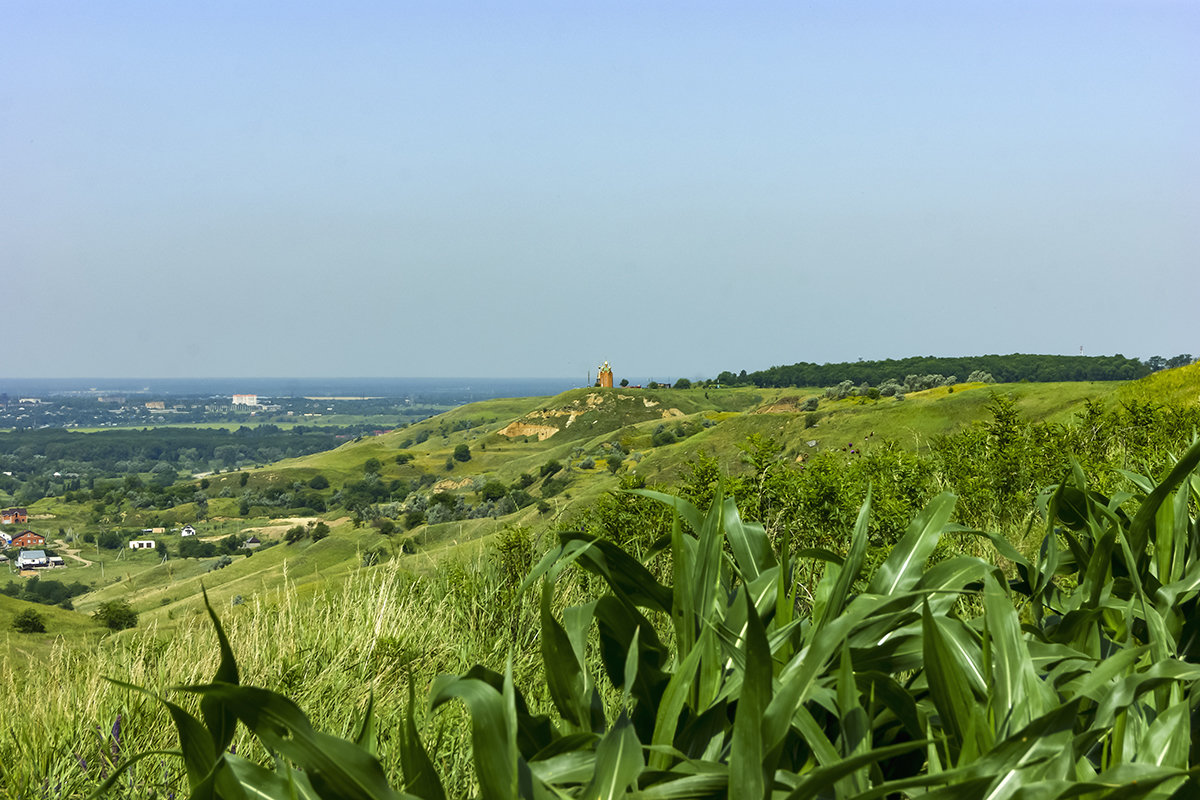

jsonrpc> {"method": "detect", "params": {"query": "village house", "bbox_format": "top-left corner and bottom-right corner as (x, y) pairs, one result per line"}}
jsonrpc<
(11, 531), (46, 549)
(241, 535), (262, 549)
(180, 525), (197, 536)
(16, 550), (48, 569)
(1, 508), (28, 525)
(0, 530), (11, 548)
(128, 540), (156, 550)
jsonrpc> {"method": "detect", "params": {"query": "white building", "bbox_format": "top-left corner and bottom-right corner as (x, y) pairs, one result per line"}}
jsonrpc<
(181, 525), (197, 536)
(232, 394), (259, 406)
(128, 540), (156, 550)
(16, 550), (48, 569)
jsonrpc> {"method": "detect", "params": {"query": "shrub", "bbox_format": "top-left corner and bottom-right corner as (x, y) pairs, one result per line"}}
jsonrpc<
(93, 600), (137, 631)
(307, 474), (329, 490)
(503, 489), (531, 509)
(310, 521), (331, 540)
(179, 538), (218, 558)
(12, 609), (46, 633)
(479, 480), (508, 502)
(284, 525), (307, 545)
(452, 444), (471, 463)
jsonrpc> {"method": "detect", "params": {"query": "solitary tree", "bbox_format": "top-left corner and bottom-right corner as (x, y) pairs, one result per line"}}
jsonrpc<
(453, 444), (471, 463)
(93, 600), (138, 631)
(13, 609), (46, 633)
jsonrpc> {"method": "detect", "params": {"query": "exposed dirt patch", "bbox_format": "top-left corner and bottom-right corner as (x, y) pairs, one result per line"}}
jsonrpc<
(660, 408), (685, 419)
(432, 478), (475, 492)
(498, 421), (561, 440)
(756, 396), (806, 414)
(499, 391), (651, 438)
(241, 516), (326, 539)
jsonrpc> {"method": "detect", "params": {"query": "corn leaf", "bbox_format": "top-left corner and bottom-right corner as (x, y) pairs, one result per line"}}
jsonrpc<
(869, 493), (956, 596)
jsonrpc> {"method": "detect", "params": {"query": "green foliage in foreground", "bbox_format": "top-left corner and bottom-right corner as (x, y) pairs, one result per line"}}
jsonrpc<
(106, 441), (1200, 798)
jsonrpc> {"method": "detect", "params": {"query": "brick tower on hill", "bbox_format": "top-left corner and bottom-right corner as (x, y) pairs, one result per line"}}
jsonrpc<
(598, 361), (614, 388)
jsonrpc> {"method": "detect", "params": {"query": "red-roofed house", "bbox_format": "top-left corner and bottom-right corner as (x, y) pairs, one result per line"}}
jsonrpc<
(11, 531), (45, 548)
(1, 508), (29, 525)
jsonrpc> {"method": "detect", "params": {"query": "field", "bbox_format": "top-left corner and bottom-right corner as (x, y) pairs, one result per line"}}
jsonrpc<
(2, 370), (1199, 797)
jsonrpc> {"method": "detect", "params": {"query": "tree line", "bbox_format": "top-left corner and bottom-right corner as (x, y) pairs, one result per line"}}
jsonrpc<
(715, 352), (1193, 388)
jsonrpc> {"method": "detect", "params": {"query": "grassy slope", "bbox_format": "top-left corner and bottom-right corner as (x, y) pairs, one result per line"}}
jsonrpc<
(0, 594), (104, 669)
(10, 370), (1195, 665)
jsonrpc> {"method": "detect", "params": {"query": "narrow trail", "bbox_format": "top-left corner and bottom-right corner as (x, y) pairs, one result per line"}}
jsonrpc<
(52, 538), (94, 567)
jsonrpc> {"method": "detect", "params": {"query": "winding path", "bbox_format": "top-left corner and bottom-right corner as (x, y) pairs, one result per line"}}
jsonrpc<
(52, 538), (94, 567)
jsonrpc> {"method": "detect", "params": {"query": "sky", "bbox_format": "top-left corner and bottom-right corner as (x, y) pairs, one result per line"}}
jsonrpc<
(2, 1), (1197, 380)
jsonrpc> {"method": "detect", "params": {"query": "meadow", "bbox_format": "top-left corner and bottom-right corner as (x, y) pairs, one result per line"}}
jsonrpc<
(2, 366), (1199, 797)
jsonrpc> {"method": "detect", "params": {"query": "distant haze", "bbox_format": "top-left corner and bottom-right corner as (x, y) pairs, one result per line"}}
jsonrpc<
(2, 1), (1195, 379)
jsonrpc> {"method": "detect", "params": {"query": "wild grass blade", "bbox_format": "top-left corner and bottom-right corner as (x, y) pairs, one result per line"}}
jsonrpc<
(721, 495), (776, 582)
(430, 676), (516, 800)
(1127, 439), (1200, 565)
(921, 599), (980, 760)
(649, 628), (710, 771)
(730, 590), (770, 799)
(103, 677), (217, 792)
(181, 683), (400, 800)
(200, 585), (241, 757)
(584, 712), (644, 800)
(869, 493), (956, 596)
(399, 676), (445, 800)
(540, 580), (592, 731)
(814, 488), (872, 631)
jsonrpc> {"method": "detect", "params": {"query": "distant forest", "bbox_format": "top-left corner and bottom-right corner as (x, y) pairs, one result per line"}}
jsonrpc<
(716, 353), (1194, 389)
(0, 426), (356, 505)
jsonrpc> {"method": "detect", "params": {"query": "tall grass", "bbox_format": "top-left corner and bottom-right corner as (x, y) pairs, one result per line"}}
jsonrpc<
(7, 437), (1200, 797)
(0, 551), (570, 798)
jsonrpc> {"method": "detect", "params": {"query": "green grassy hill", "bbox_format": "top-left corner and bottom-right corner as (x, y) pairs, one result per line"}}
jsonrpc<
(7, 368), (1199, 668)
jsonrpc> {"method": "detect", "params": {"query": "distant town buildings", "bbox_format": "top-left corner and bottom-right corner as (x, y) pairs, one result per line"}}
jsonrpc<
(232, 394), (259, 406)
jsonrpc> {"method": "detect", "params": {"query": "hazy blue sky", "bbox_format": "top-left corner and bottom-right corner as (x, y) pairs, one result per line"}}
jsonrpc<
(3, 1), (1196, 380)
